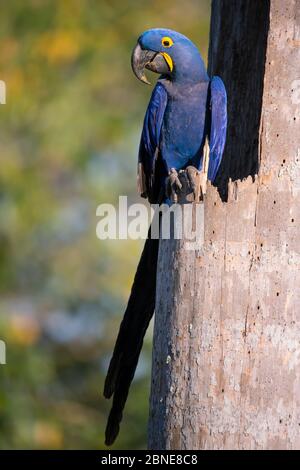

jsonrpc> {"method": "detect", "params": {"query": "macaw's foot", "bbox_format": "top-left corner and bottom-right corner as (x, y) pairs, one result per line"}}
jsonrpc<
(165, 168), (183, 203)
(185, 165), (207, 202)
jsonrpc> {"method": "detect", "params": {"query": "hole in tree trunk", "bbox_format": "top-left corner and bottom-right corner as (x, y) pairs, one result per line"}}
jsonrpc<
(208, 0), (271, 201)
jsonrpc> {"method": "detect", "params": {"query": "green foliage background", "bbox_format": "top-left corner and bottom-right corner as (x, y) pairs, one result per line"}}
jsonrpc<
(0, 0), (209, 449)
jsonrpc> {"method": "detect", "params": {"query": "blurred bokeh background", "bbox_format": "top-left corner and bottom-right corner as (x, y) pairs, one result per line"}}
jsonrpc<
(0, 0), (210, 449)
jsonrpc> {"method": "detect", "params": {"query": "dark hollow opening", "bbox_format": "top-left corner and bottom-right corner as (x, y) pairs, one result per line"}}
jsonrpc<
(208, 0), (271, 201)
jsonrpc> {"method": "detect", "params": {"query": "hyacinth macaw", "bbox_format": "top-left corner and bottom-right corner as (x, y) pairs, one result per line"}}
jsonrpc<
(104, 28), (227, 445)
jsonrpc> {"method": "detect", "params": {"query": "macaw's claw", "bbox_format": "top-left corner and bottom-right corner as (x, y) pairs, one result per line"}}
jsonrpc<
(185, 166), (200, 201)
(185, 165), (207, 202)
(165, 168), (183, 203)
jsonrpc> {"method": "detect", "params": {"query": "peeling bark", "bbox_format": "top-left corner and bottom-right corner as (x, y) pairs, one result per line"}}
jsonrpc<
(148, 0), (300, 450)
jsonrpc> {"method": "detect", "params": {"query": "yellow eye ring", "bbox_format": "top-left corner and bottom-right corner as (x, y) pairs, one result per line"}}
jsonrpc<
(161, 36), (173, 48)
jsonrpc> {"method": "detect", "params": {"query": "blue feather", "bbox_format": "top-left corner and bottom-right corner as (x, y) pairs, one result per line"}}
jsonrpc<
(138, 82), (168, 198)
(208, 76), (227, 182)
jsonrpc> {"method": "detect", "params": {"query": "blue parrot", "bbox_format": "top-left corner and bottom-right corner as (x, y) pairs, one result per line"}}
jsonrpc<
(104, 28), (227, 445)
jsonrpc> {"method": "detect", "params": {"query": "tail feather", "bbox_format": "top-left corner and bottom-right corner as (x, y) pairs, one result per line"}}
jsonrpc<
(105, 348), (142, 446)
(104, 230), (159, 445)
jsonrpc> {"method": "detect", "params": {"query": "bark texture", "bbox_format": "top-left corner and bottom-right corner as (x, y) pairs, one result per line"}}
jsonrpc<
(148, 0), (300, 450)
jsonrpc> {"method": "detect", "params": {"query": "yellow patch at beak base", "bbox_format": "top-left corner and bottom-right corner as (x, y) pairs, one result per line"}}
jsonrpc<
(160, 52), (173, 72)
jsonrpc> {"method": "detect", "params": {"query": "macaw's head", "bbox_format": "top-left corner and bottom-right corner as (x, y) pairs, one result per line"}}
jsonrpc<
(131, 28), (208, 85)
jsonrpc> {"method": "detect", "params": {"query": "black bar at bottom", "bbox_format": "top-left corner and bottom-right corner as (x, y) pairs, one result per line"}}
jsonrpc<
(0, 449), (293, 466)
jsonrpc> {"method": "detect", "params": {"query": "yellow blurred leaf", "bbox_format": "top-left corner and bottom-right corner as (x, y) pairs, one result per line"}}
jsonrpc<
(33, 422), (64, 449)
(35, 30), (81, 64)
(0, 38), (19, 66)
(8, 314), (40, 346)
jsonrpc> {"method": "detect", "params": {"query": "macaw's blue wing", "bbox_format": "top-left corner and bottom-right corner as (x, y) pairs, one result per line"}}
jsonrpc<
(138, 82), (168, 201)
(207, 76), (227, 182)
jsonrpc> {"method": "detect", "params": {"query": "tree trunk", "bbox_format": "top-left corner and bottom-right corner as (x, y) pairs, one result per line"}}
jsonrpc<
(148, 0), (300, 450)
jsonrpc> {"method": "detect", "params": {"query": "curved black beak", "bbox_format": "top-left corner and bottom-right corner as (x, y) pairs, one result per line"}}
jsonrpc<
(131, 43), (171, 85)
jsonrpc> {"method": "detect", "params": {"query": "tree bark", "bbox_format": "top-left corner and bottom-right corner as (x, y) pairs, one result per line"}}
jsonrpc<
(148, 0), (300, 450)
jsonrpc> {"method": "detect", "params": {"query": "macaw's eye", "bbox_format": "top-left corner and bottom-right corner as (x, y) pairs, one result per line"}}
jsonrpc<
(161, 36), (173, 48)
